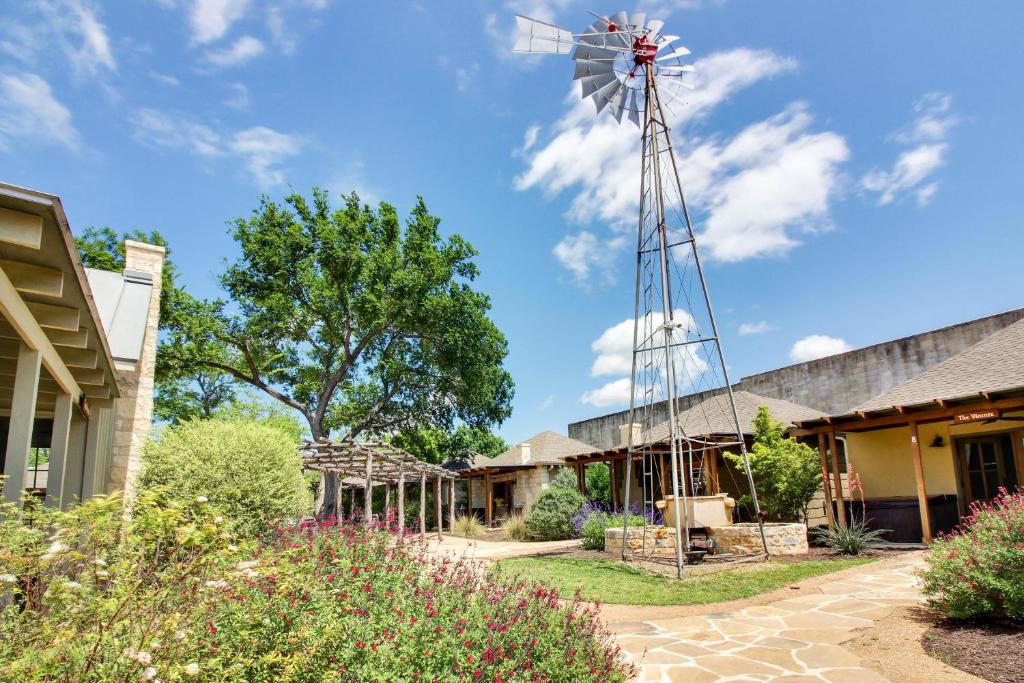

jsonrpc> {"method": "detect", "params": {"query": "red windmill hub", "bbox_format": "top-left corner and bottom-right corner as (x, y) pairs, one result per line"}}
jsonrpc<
(632, 35), (658, 65)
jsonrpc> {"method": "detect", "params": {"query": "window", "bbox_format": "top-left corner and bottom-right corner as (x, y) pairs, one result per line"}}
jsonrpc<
(26, 446), (50, 490)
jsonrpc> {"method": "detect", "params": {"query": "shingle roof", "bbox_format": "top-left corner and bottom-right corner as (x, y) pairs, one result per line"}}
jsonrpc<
(854, 317), (1024, 413)
(641, 391), (826, 444)
(471, 431), (597, 469)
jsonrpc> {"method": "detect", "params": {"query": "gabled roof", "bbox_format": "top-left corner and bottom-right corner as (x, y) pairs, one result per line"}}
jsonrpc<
(854, 317), (1024, 413)
(642, 391), (825, 444)
(467, 430), (596, 471)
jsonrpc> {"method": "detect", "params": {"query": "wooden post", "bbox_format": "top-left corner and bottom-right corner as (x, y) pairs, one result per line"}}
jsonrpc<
(909, 421), (933, 543)
(466, 476), (473, 518)
(817, 432), (835, 527)
(575, 464), (585, 495)
(348, 483), (355, 518)
(434, 477), (442, 540)
(707, 446), (721, 495)
(44, 392), (73, 508)
(448, 479), (456, 533)
(364, 453), (373, 526)
(334, 482), (342, 523)
(3, 343), (41, 506)
(828, 430), (847, 528)
(484, 470), (493, 528)
(384, 485), (391, 530)
(419, 472), (426, 540)
(397, 467), (406, 534)
(610, 461), (619, 510)
(660, 453), (669, 500)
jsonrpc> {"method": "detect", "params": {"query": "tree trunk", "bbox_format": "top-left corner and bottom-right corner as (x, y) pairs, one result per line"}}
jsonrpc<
(319, 472), (339, 518)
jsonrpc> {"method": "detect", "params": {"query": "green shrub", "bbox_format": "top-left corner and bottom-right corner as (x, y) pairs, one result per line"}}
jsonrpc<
(575, 505), (648, 551)
(921, 488), (1024, 620)
(525, 486), (584, 541)
(502, 512), (529, 541)
(812, 518), (887, 555)
(137, 419), (308, 537)
(453, 513), (486, 538)
(550, 466), (578, 490)
(0, 491), (636, 682)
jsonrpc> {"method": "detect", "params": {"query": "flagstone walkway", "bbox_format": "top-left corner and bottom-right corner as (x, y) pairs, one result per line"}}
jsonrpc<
(612, 554), (926, 682)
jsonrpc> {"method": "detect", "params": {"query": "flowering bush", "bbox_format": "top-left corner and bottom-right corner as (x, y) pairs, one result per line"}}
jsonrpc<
(572, 502), (650, 551)
(921, 487), (1024, 620)
(137, 419), (309, 537)
(0, 490), (635, 682)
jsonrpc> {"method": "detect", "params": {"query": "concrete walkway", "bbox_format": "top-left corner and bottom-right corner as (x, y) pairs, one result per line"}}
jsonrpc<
(612, 554), (926, 682)
(423, 534), (580, 561)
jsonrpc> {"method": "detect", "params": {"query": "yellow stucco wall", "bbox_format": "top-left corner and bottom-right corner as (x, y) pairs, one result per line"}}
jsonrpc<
(845, 409), (1024, 499)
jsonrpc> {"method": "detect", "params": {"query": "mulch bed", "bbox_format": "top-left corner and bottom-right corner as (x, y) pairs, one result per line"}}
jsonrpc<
(923, 619), (1024, 683)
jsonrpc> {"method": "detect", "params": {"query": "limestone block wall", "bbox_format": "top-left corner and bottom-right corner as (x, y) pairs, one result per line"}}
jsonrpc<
(107, 240), (165, 499)
(708, 523), (809, 556)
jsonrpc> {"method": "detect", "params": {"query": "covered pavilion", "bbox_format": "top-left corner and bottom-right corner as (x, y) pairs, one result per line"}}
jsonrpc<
(300, 440), (458, 539)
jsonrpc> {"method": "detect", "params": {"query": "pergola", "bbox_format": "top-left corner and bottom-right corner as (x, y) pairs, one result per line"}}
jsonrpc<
(300, 441), (458, 539)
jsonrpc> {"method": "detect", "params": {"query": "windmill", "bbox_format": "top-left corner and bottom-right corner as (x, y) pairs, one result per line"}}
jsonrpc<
(515, 11), (767, 577)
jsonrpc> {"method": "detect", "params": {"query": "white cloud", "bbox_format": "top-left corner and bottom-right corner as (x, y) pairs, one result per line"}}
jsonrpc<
(225, 82), (249, 108)
(738, 320), (775, 336)
(0, 73), (80, 151)
(5, 2), (116, 78)
(229, 127), (302, 188)
(129, 109), (300, 188)
(328, 159), (379, 206)
(789, 335), (851, 363)
(515, 49), (846, 275)
(203, 35), (264, 67)
(519, 124), (540, 155)
(552, 231), (626, 285)
(862, 92), (956, 206)
(539, 394), (555, 409)
(151, 72), (181, 87)
(190, 0), (251, 44)
(455, 63), (480, 93)
(581, 378), (631, 407)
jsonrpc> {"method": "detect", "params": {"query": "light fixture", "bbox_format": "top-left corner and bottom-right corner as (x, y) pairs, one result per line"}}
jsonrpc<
(929, 435), (945, 448)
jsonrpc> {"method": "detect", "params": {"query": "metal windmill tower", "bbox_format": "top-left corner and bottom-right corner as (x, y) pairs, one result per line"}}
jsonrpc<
(515, 10), (767, 577)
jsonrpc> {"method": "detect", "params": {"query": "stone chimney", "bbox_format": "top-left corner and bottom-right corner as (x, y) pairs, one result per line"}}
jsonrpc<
(619, 423), (642, 448)
(519, 442), (531, 464)
(108, 240), (165, 499)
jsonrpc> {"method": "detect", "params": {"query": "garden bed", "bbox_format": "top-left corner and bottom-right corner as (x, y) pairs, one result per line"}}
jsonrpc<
(924, 620), (1024, 683)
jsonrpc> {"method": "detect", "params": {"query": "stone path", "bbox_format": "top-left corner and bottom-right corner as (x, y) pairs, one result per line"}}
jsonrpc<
(612, 554), (925, 682)
(423, 534), (579, 561)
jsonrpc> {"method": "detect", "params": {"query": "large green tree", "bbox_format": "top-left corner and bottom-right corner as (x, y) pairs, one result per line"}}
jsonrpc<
(391, 425), (508, 465)
(75, 227), (239, 423)
(159, 189), (514, 442)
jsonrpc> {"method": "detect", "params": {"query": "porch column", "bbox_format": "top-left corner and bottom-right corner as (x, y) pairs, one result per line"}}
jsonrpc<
(660, 454), (669, 500)
(348, 484), (356, 518)
(81, 405), (108, 501)
(363, 453), (373, 526)
(397, 467), (405, 534)
(434, 477), (442, 540)
(44, 391), (73, 508)
(465, 475), (473, 517)
(707, 447), (721, 494)
(610, 461), (619, 510)
(575, 464), (585, 495)
(909, 420), (933, 543)
(484, 470), (493, 528)
(384, 484), (391, 529)
(419, 472), (426, 540)
(828, 430), (847, 528)
(448, 479), (456, 532)
(816, 432), (835, 527)
(2, 343), (41, 506)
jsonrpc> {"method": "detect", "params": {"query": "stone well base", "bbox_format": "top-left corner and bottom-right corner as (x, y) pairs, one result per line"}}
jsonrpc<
(708, 523), (808, 556)
(605, 523), (808, 557)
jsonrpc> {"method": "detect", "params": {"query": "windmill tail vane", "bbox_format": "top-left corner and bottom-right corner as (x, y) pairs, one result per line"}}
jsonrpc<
(515, 10), (768, 578)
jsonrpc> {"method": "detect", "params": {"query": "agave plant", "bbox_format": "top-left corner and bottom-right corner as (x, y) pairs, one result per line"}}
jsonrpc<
(813, 518), (888, 555)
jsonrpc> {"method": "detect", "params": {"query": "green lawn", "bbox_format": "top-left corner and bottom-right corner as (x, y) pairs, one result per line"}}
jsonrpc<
(493, 556), (873, 606)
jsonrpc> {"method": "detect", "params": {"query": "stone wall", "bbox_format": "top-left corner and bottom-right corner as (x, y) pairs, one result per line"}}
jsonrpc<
(605, 525), (679, 557)
(708, 523), (808, 556)
(107, 240), (164, 499)
(569, 308), (1024, 449)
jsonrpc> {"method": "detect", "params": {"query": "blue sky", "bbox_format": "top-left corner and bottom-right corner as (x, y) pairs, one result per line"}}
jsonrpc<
(2, 1), (1023, 443)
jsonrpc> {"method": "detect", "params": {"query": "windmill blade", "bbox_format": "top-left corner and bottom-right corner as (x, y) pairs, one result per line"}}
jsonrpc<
(657, 45), (692, 61)
(607, 84), (632, 122)
(573, 59), (614, 80)
(593, 78), (624, 114)
(659, 64), (695, 74)
(658, 76), (696, 90)
(627, 88), (641, 127)
(580, 71), (618, 98)
(513, 15), (573, 53)
(657, 34), (679, 46)
(645, 19), (665, 40)
(628, 12), (646, 31)
(573, 43), (617, 61)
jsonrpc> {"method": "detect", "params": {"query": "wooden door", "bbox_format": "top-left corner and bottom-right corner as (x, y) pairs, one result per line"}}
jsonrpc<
(958, 434), (1018, 504)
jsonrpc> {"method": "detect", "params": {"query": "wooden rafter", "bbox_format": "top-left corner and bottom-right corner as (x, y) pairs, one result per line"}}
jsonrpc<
(300, 440), (456, 486)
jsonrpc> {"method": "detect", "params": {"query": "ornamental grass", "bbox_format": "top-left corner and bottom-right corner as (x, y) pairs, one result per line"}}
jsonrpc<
(0, 488), (634, 682)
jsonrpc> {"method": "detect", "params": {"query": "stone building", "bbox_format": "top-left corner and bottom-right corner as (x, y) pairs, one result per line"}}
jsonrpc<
(0, 182), (163, 508)
(455, 431), (596, 527)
